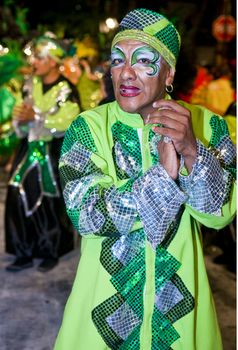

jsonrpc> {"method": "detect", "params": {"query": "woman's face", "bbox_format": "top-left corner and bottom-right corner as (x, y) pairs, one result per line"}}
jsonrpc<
(31, 50), (55, 77)
(111, 40), (173, 118)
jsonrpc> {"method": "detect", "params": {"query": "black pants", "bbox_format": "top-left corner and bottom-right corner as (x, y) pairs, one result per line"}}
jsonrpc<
(5, 138), (74, 259)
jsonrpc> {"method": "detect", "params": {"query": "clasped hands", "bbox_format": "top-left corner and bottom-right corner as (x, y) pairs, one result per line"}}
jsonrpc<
(145, 99), (197, 180)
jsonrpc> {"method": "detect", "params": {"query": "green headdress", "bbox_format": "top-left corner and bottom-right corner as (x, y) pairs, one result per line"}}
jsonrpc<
(34, 36), (66, 63)
(111, 8), (181, 70)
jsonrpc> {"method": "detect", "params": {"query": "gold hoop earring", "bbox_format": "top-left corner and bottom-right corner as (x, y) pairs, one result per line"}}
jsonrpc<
(166, 84), (173, 93)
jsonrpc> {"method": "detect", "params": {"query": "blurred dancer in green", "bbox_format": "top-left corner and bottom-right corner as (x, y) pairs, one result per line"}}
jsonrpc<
(0, 52), (22, 162)
(74, 39), (103, 110)
(5, 36), (80, 272)
(54, 9), (236, 350)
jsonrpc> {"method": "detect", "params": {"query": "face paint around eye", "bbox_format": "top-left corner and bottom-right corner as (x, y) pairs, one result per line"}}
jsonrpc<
(110, 46), (125, 67)
(131, 46), (161, 76)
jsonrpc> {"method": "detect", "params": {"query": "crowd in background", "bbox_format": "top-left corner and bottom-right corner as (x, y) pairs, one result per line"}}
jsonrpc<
(1, 33), (236, 161)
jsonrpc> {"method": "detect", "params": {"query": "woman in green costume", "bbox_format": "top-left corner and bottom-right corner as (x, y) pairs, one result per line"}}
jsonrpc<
(54, 8), (236, 350)
(5, 36), (80, 272)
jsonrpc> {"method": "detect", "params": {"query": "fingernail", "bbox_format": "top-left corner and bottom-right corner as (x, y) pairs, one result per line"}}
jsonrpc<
(145, 114), (150, 123)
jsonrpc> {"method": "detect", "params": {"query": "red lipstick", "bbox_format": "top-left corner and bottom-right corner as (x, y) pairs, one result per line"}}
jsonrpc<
(120, 85), (141, 97)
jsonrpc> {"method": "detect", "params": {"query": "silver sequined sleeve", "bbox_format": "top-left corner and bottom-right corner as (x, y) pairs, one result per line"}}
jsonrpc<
(60, 140), (138, 237)
(133, 164), (188, 249)
(178, 139), (235, 216)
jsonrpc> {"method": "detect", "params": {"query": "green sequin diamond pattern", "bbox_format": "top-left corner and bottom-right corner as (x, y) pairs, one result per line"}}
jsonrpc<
(112, 121), (142, 179)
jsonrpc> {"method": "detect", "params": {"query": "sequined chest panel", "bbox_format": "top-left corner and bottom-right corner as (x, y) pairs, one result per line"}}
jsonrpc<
(111, 120), (161, 180)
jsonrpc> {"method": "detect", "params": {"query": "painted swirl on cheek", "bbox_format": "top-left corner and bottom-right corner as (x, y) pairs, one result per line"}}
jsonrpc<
(131, 46), (161, 77)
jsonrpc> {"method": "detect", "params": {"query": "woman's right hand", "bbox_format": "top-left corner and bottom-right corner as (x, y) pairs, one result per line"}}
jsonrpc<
(13, 103), (35, 123)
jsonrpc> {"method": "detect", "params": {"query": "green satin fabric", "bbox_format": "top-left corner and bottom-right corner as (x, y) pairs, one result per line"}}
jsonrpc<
(0, 87), (19, 154)
(0, 87), (16, 123)
(10, 140), (59, 214)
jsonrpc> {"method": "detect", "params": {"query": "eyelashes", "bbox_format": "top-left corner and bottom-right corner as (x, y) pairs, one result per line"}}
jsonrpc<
(111, 47), (125, 67)
(110, 45), (161, 76)
(111, 58), (124, 67)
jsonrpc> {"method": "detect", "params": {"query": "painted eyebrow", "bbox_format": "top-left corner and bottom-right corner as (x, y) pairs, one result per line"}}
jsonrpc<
(132, 46), (159, 57)
(131, 46), (160, 64)
(111, 46), (124, 54)
(112, 45), (160, 60)
(111, 46), (125, 59)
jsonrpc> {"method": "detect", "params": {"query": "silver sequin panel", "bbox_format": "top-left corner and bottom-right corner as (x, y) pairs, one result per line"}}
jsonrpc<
(60, 141), (92, 172)
(106, 302), (141, 340)
(105, 186), (138, 235)
(114, 141), (141, 177)
(215, 134), (236, 164)
(111, 231), (145, 265)
(133, 164), (188, 249)
(155, 281), (183, 314)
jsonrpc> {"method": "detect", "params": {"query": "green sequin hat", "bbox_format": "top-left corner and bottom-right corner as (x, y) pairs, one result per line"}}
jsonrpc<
(111, 8), (181, 70)
(34, 36), (66, 63)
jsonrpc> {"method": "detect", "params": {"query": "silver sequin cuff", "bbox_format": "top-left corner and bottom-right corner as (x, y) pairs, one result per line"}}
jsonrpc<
(133, 164), (188, 248)
(78, 186), (106, 234)
(63, 173), (105, 234)
(179, 140), (229, 215)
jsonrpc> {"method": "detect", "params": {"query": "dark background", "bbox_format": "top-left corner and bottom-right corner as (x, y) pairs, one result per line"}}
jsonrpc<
(1, 0), (236, 43)
(0, 0), (236, 87)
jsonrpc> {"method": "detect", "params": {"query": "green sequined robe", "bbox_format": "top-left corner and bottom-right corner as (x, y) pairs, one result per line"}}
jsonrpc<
(54, 99), (236, 350)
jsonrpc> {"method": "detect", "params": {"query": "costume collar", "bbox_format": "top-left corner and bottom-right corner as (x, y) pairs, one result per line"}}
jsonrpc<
(111, 94), (171, 128)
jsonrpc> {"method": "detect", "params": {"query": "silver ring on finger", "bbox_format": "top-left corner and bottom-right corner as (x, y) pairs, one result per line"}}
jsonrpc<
(163, 136), (172, 143)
